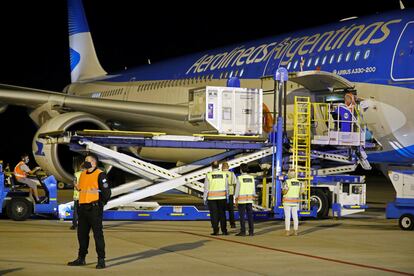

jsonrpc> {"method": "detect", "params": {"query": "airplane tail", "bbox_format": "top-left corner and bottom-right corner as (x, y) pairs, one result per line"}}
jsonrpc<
(67, 0), (106, 83)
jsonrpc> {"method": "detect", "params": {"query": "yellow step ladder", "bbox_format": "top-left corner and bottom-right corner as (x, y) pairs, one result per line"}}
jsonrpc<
(292, 96), (312, 211)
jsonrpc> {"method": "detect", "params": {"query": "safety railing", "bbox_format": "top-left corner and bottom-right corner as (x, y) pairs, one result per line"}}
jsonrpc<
(311, 102), (366, 146)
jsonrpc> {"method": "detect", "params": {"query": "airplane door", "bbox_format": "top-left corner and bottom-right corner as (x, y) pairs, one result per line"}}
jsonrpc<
(124, 77), (136, 101)
(391, 21), (414, 81)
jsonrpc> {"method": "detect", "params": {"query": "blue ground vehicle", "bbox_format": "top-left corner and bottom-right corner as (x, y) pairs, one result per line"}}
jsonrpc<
(0, 163), (58, 221)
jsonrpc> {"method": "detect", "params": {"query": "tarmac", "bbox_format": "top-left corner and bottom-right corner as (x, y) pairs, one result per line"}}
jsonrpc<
(0, 174), (413, 275)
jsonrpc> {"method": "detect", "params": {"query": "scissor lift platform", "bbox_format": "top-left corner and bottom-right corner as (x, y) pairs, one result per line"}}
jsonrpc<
(40, 129), (283, 220)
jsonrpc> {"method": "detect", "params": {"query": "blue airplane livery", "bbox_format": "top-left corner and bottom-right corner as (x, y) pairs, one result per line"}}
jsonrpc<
(0, 0), (413, 184)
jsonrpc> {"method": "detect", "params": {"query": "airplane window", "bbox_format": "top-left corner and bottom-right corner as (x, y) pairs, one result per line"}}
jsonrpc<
(346, 52), (351, 62)
(287, 62), (291, 70)
(293, 60), (298, 69)
(329, 54), (335, 64)
(337, 53), (343, 63)
(314, 57), (320, 66)
(307, 57), (312, 67)
(240, 69), (244, 77)
(364, 49), (370, 59)
(322, 55), (327, 65)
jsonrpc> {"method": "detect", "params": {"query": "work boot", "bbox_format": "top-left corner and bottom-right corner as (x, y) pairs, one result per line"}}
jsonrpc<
(96, 258), (106, 269)
(285, 230), (291, 237)
(249, 232), (254, 236)
(293, 230), (299, 236)
(230, 224), (236, 228)
(222, 231), (229, 236)
(67, 257), (86, 266)
(70, 225), (77, 230)
(210, 232), (219, 236)
(235, 232), (246, 236)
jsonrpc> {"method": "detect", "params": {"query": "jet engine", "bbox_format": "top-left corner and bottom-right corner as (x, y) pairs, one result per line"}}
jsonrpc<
(32, 112), (111, 184)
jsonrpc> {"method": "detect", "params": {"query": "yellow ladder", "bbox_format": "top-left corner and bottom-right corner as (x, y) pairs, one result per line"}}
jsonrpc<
(292, 96), (312, 211)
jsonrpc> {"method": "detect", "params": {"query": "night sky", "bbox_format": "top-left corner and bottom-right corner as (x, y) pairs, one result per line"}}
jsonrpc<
(0, 0), (411, 168)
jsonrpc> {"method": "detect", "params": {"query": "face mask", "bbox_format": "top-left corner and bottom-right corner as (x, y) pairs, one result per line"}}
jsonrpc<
(83, 161), (92, 169)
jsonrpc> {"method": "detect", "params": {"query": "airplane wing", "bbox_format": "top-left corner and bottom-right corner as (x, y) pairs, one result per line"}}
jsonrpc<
(0, 84), (188, 122)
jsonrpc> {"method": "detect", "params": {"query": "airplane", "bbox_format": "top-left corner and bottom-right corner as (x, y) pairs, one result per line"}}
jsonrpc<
(0, 0), (413, 185)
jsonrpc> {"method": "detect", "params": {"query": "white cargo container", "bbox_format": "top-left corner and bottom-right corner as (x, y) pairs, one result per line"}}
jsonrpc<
(188, 86), (263, 135)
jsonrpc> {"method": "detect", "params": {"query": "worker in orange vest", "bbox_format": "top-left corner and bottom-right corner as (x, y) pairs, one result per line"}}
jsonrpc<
(68, 153), (111, 269)
(14, 153), (42, 202)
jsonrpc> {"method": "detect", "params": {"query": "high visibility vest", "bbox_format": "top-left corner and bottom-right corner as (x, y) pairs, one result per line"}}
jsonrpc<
(14, 161), (27, 180)
(225, 171), (236, 195)
(237, 174), (255, 204)
(73, 171), (81, 200)
(283, 178), (301, 206)
(78, 169), (102, 204)
(206, 171), (227, 200)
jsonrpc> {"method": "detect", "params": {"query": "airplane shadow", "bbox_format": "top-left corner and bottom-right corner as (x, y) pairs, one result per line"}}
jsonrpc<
(106, 240), (210, 268)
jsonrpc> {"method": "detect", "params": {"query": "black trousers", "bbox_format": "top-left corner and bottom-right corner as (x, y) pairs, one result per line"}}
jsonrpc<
(72, 200), (79, 227)
(227, 195), (236, 226)
(77, 202), (105, 259)
(208, 199), (227, 234)
(238, 203), (254, 234)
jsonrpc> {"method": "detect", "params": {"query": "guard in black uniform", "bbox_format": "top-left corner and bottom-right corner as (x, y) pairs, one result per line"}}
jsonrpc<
(68, 153), (111, 269)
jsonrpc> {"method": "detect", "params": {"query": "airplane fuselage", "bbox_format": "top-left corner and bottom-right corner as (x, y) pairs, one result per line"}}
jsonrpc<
(66, 10), (414, 165)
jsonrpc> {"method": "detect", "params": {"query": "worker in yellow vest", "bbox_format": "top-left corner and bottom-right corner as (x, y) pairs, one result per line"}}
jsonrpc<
(282, 169), (303, 236)
(222, 162), (237, 228)
(234, 163), (256, 236)
(68, 153), (111, 269)
(204, 161), (229, 236)
(70, 163), (85, 230)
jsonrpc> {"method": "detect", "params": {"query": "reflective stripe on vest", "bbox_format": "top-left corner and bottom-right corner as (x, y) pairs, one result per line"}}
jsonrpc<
(14, 161), (27, 180)
(225, 171), (236, 195)
(207, 171), (226, 200)
(283, 178), (301, 206)
(237, 174), (255, 204)
(79, 169), (102, 204)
